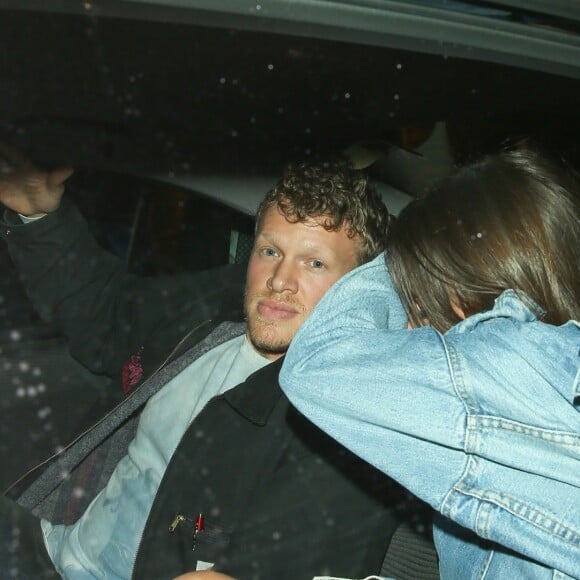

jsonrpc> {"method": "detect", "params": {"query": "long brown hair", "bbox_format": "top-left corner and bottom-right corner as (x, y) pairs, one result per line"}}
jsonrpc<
(387, 148), (579, 332)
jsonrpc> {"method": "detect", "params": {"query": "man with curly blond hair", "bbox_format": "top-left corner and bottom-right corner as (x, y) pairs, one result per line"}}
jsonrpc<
(1, 156), (430, 579)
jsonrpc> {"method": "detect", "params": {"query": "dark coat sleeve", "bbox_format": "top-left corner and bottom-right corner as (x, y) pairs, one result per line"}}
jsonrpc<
(0, 195), (246, 379)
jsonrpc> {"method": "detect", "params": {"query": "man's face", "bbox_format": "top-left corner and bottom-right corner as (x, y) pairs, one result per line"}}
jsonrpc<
(245, 204), (360, 360)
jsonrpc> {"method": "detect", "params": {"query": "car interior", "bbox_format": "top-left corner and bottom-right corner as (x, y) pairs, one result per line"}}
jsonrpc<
(0, 1), (578, 577)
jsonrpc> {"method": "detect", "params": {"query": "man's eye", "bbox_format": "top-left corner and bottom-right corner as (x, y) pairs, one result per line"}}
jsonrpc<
(310, 259), (325, 269)
(260, 247), (278, 257)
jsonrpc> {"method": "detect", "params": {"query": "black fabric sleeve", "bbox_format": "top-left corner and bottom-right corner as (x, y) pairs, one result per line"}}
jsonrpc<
(0, 196), (246, 379)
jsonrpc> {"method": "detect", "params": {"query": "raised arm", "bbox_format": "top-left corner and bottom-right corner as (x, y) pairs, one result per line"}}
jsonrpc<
(0, 152), (245, 378)
(280, 255), (580, 577)
(279, 255), (470, 510)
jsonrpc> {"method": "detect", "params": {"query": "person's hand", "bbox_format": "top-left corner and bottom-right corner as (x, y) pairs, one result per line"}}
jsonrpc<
(173, 571), (236, 580)
(0, 142), (73, 217)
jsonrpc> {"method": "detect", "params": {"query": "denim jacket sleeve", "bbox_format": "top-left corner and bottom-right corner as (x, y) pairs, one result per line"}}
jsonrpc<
(280, 254), (580, 579)
(280, 254), (470, 508)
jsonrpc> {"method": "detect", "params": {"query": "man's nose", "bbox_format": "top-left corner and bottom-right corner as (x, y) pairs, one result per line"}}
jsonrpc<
(267, 260), (298, 294)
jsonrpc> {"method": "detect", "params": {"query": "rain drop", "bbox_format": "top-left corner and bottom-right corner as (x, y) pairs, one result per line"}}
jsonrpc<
(37, 407), (52, 419)
(72, 486), (86, 499)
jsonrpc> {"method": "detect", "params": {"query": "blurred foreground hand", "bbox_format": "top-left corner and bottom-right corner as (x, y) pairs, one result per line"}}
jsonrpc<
(173, 571), (236, 580)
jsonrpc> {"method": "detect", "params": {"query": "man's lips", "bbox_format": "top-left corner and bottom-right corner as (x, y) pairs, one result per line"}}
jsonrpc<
(257, 299), (299, 321)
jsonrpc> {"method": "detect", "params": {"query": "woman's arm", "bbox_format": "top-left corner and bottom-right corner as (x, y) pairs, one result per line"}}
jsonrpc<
(280, 254), (469, 511)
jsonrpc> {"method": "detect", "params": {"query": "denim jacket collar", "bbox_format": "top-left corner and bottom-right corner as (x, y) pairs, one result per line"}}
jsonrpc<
(452, 290), (545, 334)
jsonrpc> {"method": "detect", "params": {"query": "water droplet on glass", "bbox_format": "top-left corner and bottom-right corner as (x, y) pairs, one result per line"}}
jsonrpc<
(72, 487), (86, 499)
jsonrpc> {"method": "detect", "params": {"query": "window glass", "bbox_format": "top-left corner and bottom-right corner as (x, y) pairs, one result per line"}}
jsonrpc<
(0, 1), (578, 573)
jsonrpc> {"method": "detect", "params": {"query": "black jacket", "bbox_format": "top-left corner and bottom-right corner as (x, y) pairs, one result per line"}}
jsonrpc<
(1, 199), (435, 579)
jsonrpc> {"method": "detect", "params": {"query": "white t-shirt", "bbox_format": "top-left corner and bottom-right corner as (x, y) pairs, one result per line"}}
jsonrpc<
(43, 334), (269, 579)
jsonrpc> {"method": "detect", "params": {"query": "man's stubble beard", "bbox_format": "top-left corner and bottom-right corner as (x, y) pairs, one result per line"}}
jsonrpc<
(244, 292), (305, 357)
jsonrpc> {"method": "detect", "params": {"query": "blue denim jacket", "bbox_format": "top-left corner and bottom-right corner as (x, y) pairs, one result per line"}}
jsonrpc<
(280, 254), (580, 579)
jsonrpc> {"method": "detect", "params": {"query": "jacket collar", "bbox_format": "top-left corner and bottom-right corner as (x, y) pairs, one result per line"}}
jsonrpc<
(224, 357), (285, 426)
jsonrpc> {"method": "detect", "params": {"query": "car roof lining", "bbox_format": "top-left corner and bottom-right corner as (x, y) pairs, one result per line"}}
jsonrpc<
(2, 0), (580, 78)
